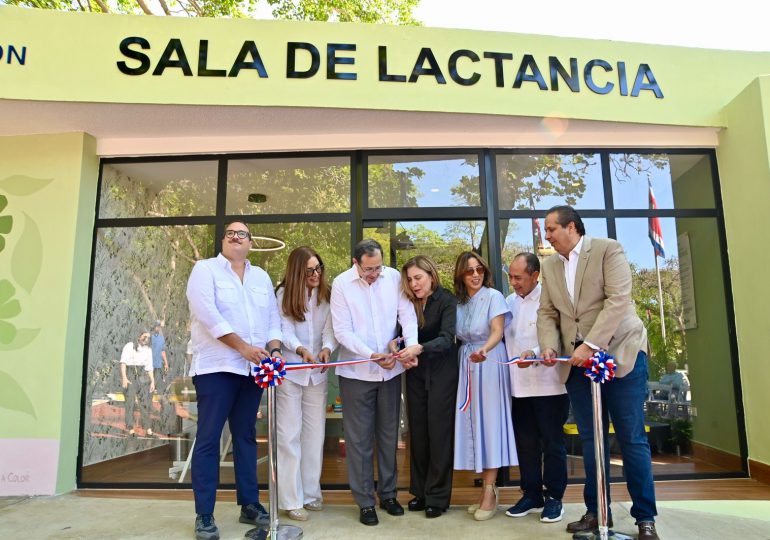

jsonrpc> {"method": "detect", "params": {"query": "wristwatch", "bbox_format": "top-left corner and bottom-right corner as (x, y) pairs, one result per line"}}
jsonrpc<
(270, 347), (282, 356)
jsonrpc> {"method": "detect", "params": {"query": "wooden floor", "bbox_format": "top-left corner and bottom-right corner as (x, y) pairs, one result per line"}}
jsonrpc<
(81, 435), (738, 487)
(76, 478), (770, 505)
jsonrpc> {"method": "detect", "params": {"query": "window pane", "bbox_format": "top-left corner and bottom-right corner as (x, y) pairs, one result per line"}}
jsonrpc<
(367, 154), (480, 208)
(610, 154), (716, 209)
(99, 161), (218, 218)
(82, 225), (215, 484)
(363, 220), (486, 291)
(616, 217), (741, 474)
(244, 222), (351, 284)
(227, 157), (350, 215)
(496, 153), (603, 210)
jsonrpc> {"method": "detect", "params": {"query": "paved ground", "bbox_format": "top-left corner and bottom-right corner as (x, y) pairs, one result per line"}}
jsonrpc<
(2, 494), (770, 539)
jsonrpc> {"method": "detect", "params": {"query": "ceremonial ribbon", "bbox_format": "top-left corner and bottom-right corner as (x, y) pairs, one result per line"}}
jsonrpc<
(251, 357), (287, 389)
(583, 350), (616, 383)
(458, 359), (472, 412)
(497, 356), (573, 365)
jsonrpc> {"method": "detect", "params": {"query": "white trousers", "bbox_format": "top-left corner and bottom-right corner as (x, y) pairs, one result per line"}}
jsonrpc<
(276, 378), (328, 510)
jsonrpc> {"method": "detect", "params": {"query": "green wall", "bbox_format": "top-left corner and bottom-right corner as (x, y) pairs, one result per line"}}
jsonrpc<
(717, 77), (770, 468)
(673, 161), (740, 456)
(0, 133), (98, 494)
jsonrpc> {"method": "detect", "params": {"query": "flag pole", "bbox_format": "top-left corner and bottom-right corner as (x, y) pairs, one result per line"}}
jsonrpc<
(653, 249), (667, 345)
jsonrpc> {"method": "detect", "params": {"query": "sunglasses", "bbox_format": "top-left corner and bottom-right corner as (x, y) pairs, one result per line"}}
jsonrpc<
(305, 264), (324, 277)
(463, 265), (485, 277)
(224, 230), (251, 240)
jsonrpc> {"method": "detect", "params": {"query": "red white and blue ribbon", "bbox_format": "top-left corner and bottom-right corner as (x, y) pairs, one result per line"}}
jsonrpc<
(497, 356), (572, 365)
(283, 357), (375, 371)
(251, 357), (287, 388)
(458, 360), (472, 412)
(583, 350), (616, 383)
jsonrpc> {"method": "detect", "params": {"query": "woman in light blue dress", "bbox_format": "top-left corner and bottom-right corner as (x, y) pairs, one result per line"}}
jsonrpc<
(453, 251), (517, 521)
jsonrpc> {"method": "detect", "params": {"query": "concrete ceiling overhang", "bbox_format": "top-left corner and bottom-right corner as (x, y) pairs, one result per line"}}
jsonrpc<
(0, 100), (720, 157)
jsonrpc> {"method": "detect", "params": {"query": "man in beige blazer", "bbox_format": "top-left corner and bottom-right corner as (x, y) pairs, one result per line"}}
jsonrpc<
(536, 206), (659, 540)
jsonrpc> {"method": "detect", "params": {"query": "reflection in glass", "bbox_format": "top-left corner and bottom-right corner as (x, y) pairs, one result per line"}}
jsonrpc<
(82, 225), (215, 483)
(616, 218), (739, 471)
(244, 222), (351, 285)
(610, 154), (716, 209)
(499, 218), (607, 261)
(227, 157), (350, 215)
(99, 161), (218, 218)
(363, 220), (483, 293)
(496, 153), (603, 210)
(367, 154), (480, 208)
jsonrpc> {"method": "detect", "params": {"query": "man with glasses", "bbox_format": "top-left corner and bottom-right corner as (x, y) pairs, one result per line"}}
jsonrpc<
(330, 239), (420, 526)
(186, 222), (282, 540)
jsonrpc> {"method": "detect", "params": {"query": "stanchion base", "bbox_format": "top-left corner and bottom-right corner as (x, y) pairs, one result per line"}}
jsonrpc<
(244, 525), (303, 540)
(572, 529), (635, 540)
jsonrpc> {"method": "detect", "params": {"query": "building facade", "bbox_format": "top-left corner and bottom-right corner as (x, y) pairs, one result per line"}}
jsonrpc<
(1, 6), (769, 495)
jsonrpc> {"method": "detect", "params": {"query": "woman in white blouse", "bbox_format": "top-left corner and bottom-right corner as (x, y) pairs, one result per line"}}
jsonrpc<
(275, 246), (337, 521)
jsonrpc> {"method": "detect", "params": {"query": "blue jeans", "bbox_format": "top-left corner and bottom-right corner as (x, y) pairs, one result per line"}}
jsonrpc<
(192, 372), (263, 515)
(565, 351), (657, 523)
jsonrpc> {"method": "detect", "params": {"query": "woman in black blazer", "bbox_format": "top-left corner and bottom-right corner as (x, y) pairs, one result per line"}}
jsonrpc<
(393, 255), (458, 518)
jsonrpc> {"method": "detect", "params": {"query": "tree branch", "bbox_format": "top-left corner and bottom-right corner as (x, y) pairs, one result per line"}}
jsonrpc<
(135, 0), (154, 15)
(157, 0), (172, 15)
(92, 0), (110, 13)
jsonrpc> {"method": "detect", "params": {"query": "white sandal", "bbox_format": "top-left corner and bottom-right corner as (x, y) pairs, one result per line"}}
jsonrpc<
(286, 508), (309, 521)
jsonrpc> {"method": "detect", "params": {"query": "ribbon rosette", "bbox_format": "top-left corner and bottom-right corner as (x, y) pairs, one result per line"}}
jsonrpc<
(583, 350), (616, 383)
(252, 357), (286, 388)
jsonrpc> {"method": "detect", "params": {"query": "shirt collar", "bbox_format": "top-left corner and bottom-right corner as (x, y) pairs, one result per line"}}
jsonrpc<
(217, 252), (251, 270)
(348, 263), (385, 283)
(519, 282), (541, 303)
(558, 235), (584, 263)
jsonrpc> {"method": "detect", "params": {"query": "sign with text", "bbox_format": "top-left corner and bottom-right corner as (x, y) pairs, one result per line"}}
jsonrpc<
(3, 6), (770, 126)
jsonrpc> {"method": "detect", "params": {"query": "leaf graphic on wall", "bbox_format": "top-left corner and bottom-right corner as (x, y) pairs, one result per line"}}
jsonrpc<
(11, 213), (43, 294)
(0, 369), (37, 419)
(0, 329), (41, 351)
(0, 175), (53, 197)
(0, 194), (12, 253)
(0, 280), (21, 345)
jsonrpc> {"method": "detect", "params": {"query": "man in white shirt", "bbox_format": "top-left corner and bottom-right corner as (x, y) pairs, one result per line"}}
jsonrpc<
(503, 253), (569, 524)
(538, 206), (658, 540)
(186, 221), (282, 540)
(330, 239), (420, 526)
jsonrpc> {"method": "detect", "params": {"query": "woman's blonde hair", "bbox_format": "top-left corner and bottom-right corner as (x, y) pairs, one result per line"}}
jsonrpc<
(277, 246), (330, 322)
(400, 255), (440, 327)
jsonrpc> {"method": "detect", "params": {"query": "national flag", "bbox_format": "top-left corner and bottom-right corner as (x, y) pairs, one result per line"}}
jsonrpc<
(532, 217), (543, 248)
(648, 182), (665, 258)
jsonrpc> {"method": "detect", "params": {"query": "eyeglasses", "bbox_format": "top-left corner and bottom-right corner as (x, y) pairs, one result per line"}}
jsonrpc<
(224, 230), (251, 240)
(305, 264), (324, 276)
(464, 265), (485, 277)
(359, 264), (383, 275)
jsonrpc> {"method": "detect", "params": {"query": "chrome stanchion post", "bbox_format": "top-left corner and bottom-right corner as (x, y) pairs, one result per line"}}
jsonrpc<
(245, 378), (303, 540)
(592, 381), (610, 540)
(574, 368), (633, 540)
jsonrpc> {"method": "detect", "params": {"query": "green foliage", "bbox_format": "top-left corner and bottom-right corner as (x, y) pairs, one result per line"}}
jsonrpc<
(3, 0), (420, 21)
(631, 259), (687, 379)
(266, 0), (421, 24)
